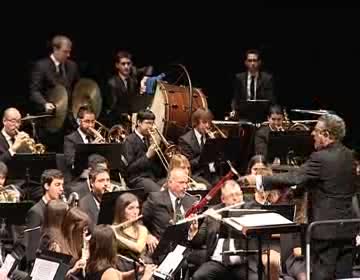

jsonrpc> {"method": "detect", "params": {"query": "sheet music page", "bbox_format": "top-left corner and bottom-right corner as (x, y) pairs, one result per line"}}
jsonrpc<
(0, 254), (16, 275)
(228, 212), (293, 228)
(30, 258), (59, 280)
(154, 245), (186, 279)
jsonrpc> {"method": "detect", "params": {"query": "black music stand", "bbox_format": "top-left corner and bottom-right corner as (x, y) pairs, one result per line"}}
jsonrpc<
(97, 188), (145, 225)
(6, 153), (57, 199)
(152, 223), (190, 265)
(199, 137), (244, 176)
(73, 143), (125, 177)
(261, 204), (296, 222)
(236, 100), (270, 124)
(30, 250), (72, 280)
(267, 130), (314, 164)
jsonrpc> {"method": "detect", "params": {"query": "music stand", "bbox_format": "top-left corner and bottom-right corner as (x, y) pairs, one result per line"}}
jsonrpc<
(0, 201), (34, 225)
(73, 143), (125, 177)
(6, 153), (57, 198)
(236, 100), (270, 125)
(261, 204), (296, 222)
(267, 130), (314, 164)
(97, 188), (145, 225)
(152, 223), (190, 265)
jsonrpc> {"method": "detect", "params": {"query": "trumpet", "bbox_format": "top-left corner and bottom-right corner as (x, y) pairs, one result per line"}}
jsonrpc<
(88, 127), (106, 143)
(14, 129), (46, 154)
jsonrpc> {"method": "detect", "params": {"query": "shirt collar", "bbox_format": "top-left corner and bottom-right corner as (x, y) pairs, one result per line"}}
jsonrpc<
(193, 128), (204, 145)
(77, 128), (88, 143)
(50, 54), (61, 67)
(1, 128), (12, 142)
(135, 128), (145, 141)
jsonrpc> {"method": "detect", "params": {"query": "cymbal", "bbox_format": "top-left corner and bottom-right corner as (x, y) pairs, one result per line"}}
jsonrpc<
(291, 109), (334, 115)
(44, 84), (68, 133)
(21, 114), (52, 121)
(72, 78), (102, 120)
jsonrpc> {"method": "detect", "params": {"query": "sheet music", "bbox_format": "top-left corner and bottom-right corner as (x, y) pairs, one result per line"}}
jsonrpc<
(226, 212), (294, 229)
(0, 254), (16, 276)
(30, 258), (59, 280)
(154, 245), (186, 280)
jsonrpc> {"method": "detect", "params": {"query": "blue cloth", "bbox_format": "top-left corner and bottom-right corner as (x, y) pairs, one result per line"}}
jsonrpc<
(145, 73), (166, 95)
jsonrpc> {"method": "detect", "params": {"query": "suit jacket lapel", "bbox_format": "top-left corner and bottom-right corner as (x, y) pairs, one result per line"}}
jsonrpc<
(0, 133), (9, 150)
(191, 130), (201, 153)
(256, 72), (263, 97)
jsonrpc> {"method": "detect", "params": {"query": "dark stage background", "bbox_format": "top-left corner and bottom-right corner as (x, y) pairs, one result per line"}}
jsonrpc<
(1, 8), (359, 149)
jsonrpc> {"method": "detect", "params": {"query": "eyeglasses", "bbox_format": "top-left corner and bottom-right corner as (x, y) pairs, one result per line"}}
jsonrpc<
(5, 118), (21, 124)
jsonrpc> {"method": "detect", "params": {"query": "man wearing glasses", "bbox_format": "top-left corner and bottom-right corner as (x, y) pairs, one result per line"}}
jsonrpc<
(0, 107), (30, 162)
(241, 114), (356, 279)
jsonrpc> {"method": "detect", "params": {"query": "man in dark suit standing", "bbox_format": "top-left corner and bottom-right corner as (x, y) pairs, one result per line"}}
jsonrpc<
(178, 108), (215, 186)
(29, 35), (80, 152)
(230, 49), (275, 118)
(142, 167), (197, 254)
(0, 108), (30, 163)
(242, 113), (357, 279)
(25, 169), (64, 229)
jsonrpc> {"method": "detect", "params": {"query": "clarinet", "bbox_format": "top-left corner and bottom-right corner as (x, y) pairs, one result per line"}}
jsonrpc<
(81, 227), (91, 277)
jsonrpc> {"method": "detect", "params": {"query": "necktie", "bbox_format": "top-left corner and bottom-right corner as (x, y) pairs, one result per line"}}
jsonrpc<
(10, 137), (15, 145)
(59, 63), (66, 79)
(175, 198), (183, 222)
(200, 135), (205, 150)
(86, 135), (92, 143)
(250, 75), (256, 100)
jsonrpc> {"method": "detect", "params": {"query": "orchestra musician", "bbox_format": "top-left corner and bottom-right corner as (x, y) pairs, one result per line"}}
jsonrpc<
(0, 107), (31, 163)
(254, 104), (285, 160)
(178, 108), (217, 186)
(142, 167), (197, 255)
(111, 192), (149, 272)
(25, 169), (64, 229)
(86, 224), (156, 280)
(123, 109), (163, 193)
(29, 34), (80, 152)
(64, 105), (102, 172)
(242, 113), (357, 279)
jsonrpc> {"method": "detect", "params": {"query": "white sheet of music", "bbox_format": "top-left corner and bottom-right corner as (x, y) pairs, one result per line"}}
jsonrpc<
(30, 258), (59, 280)
(225, 212), (294, 229)
(0, 254), (16, 276)
(154, 245), (187, 279)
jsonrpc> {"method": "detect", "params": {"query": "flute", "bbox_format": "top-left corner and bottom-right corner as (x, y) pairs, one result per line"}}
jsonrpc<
(176, 201), (245, 224)
(111, 215), (143, 230)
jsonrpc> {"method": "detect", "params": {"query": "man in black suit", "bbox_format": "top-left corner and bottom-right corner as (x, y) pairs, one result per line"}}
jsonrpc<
(254, 104), (284, 160)
(29, 35), (80, 152)
(242, 113), (357, 279)
(25, 169), (64, 229)
(105, 50), (152, 128)
(63, 106), (99, 173)
(190, 179), (259, 280)
(178, 108), (216, 186)
(230, 49), (275, 118)
(0, 108), (32, 163)
(123, 109), (163, 192)
(142, 167), (197, 254)
(79, 166), (110, 231)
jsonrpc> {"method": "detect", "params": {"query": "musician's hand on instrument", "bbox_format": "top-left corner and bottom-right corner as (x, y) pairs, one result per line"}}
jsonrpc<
(142, 264), (157, 280)
(187, 214), (199, 240)
(146, 144), (157, 159)
(146, 234), (159, 254)
(44, 102), (55, 113)
(67, 258), (86, 275)
(238, 175), (256, 187)
(230, 110), (236, 118)
(140, 76), (149, 95)
(204, 208), (222, 221)
(12, 132), (28, 151)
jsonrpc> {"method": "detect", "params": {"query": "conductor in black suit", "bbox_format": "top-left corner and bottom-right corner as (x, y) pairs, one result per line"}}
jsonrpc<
(25, 169), (64, 229)
(123, 109), (163, 192)
(29, 35), (80, 152)
(230, 49), (275, 118)
(242, 113), (357, 279)
(254, 104), (284, 160)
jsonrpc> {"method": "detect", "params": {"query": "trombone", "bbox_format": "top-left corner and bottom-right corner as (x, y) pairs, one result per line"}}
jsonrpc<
(206, 122), (227, 139)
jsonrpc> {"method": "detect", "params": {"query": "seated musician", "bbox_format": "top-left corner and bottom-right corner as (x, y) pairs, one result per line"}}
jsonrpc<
(38, 200), (68, 253)
(142, 167), (197, 254)
(178, 108), (216, 186)
(79, 166), (110, 231)
(64, 105), (102, 172)
(25, 169), (64, 229)
(86, 224), (156, 280)
(66, 153), (126, 199)
(0, 107), (31, 163)
(254, 104), (284, 160)
(0, 161), (22, 202)
(111, 192), (149, 271)
(123, 109), (163, 192)
(190, 180), (260, 280)
(46, 206), (91, 279)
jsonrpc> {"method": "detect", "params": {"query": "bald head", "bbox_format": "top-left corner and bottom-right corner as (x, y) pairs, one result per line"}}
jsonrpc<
(167, 168), (188, 198)
(2, 108), (21, 136)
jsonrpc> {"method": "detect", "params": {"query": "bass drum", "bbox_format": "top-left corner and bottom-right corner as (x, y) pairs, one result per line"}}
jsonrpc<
(288, 122), (310, 131)
(150, 81), (208, 141)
